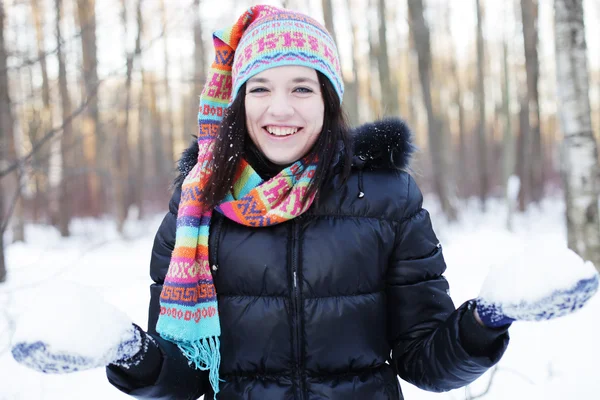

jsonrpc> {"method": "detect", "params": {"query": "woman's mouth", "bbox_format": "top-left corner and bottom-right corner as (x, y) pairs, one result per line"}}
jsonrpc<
(264, 126), (303, 137)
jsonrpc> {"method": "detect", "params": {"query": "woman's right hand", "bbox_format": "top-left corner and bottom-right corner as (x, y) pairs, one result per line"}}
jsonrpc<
(10, 282), (147, 374)
(11, 323), (145, 373)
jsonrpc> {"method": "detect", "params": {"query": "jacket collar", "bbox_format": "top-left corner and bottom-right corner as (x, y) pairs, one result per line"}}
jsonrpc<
(174, 118), (416, 189)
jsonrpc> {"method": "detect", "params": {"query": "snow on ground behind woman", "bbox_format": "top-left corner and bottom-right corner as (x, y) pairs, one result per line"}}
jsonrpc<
(1, 197), (598, 399)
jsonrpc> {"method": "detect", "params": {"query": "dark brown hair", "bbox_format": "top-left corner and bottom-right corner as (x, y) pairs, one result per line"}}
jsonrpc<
(199, 71), (352, 210)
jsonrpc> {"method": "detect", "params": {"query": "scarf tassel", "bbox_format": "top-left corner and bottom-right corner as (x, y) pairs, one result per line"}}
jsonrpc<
(177, 336), (222, 398)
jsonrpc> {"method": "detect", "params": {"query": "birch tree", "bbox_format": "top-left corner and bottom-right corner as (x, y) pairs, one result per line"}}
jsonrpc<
(554, 0), (600, 272)
(56, 0), (73, 237)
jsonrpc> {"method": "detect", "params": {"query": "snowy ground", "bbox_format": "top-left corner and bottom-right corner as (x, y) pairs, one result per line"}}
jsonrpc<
(1, 196), (599, 400)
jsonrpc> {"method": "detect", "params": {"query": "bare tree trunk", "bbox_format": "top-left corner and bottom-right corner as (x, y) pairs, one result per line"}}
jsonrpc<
(191, 0), (206, 142)
(321, 0), (338, 44)
(367, 1), (381, 119)
(375, 0), (399, 116)
(0, 3), (24, 243)
(148, 75), (165, 179)
(0, 1), (11, 281)
(554, 0), (600, 272)
(475, 0), (488, 211)
(446, 4), (467, 198)
(160, 0), (174, 172)
(114, 0), (142, 233)
(76, 0), (102, 216)
(181, 74), (195, 146)
(11, 143), (24, 244)
(322, 0), (359, 124)
(136, 71), (147, 220)
(343, 0), (360, 126)
(55, 0), (72, 237)
(408, 0), (457, 221)
(502, 39), (516, 230)
(0, 181), (5, 282)
(407, 27), (418, 128)
(521, 0), (543, 203)
(517, 98), (530, 211)
(31, 0), (52, 222)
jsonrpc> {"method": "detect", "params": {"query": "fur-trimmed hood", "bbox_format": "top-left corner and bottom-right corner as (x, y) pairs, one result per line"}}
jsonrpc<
(174, 118), (415, 188)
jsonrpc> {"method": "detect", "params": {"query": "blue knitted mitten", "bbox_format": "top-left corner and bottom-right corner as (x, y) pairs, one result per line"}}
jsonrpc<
(475, 246), (599, 329)
(11, 324), (150, 374)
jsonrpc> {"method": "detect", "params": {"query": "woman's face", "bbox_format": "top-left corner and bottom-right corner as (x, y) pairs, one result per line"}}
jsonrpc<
(245, 66), (324, 165)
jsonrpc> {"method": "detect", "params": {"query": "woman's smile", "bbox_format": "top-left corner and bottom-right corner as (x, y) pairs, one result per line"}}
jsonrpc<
(263, 126), (303, 138)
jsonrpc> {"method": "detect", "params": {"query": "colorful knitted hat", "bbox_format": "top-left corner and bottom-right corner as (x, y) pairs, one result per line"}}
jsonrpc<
(231, 7), (344, 103)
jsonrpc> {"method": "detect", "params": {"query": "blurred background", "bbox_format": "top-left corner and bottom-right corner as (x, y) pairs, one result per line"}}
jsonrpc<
(0, 0), (599, 275)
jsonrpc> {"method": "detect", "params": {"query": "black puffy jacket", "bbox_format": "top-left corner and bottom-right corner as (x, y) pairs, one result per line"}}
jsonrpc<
(107, 119), (508, 400)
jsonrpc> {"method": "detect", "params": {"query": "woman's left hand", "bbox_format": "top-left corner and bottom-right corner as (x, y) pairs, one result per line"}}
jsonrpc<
(474, 246), (599, 329)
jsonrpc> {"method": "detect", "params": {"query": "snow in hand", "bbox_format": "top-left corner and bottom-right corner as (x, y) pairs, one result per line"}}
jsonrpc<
(11, 282), (141, 373)
(477, 241), (599, 323)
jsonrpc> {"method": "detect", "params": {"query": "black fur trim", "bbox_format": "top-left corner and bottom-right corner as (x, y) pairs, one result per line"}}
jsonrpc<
(351, 118), (415, 171)
(174, 138), (200, 189)
(174, 118), (415, 187)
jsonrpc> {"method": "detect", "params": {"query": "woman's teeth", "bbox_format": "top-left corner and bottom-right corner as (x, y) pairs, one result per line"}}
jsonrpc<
(265, 126), (300, 136)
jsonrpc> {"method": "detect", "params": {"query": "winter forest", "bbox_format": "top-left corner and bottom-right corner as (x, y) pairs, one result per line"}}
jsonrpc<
(1, 0), (600, 399)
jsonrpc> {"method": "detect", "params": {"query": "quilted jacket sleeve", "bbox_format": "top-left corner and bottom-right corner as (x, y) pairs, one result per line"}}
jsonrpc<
(106, 186), (210, 399)
(387, 174), (508, 392)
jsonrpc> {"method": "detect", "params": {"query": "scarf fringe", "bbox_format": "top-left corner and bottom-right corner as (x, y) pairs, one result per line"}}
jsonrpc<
(178, 337), (222, 399)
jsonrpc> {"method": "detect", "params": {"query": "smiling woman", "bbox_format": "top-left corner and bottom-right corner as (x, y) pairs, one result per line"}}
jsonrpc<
(113, 4), (515, 400)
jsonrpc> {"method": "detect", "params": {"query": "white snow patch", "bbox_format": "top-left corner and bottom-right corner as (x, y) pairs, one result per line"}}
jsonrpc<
(1, 198), (599, 399)
(479, 239), (598, 304)
(12, 281), (134, 361)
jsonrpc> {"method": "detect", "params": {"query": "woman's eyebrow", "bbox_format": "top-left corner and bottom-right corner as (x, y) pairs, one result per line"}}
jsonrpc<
(292, 77), (319, 85)
(247, 77), (269, 84)
(247, 77), (319, 85)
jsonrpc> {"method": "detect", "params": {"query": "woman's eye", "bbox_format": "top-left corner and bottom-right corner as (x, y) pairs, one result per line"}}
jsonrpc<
(249, 87), (268, 93)
(294, 87), (313, 93)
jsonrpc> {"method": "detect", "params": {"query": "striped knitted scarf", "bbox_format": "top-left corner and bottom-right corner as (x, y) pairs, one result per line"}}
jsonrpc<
(155, 5), (317, 398)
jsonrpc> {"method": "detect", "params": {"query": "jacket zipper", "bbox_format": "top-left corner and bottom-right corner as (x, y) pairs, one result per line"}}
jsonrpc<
(291, 219), (305, 399)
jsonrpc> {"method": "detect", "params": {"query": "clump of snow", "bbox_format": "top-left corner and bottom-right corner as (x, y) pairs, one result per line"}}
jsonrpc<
(12, 281), (136, 365)
(479, 240), (598, 305)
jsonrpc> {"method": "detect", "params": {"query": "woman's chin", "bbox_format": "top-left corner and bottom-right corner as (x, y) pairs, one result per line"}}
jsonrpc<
(262, 154), (299, 165)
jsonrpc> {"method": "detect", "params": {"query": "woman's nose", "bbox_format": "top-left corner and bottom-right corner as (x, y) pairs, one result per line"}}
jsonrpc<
(267, 94), (294, 118)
